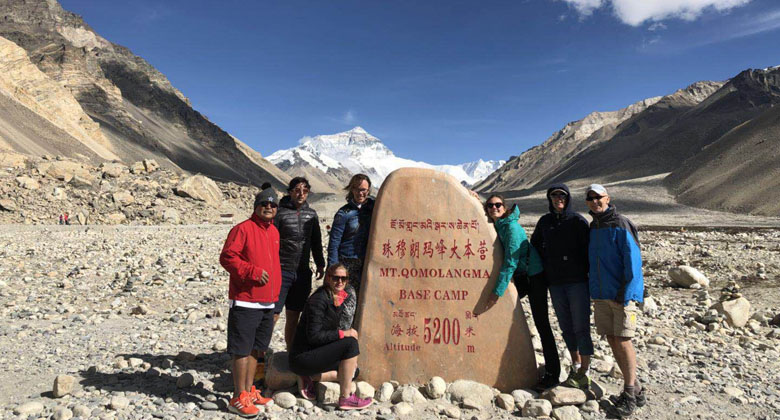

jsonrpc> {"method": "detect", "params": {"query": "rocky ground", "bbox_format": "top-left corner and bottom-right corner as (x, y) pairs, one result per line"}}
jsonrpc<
(0, 222), (778, 420)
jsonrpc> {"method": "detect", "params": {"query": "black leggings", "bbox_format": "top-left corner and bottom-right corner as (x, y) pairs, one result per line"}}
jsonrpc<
(289, 337), (360, 377)
(527, 278), (561, 377)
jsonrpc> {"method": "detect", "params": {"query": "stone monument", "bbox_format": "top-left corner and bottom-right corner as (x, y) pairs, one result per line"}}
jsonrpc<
(354, 168), (537, 391)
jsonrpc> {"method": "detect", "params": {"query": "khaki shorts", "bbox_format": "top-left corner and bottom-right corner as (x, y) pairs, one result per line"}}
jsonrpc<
(593, 299), (638, 338)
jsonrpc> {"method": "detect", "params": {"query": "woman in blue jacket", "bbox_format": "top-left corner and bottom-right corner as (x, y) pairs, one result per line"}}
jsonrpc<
(484, 194), (561, 390)
(327, 174), (374, 328)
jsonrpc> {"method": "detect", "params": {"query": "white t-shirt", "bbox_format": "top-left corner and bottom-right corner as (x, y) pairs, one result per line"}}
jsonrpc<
(229, 299), (274, 309)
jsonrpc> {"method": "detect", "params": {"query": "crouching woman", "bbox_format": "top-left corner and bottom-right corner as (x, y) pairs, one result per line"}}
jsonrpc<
(289, 263), (372, 410)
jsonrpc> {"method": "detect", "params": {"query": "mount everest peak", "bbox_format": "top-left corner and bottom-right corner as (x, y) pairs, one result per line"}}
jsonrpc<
(268, 127), (504, 188)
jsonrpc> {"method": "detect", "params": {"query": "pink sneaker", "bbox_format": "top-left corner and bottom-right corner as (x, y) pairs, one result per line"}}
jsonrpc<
(298, 376), (315, 401)
(338, 393), (372, 410)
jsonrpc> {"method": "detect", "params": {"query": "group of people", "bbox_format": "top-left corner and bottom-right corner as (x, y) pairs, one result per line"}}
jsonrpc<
(481, 183), (645, 417)
(219, 173), (646, 418)
(219, 175), (375, 416)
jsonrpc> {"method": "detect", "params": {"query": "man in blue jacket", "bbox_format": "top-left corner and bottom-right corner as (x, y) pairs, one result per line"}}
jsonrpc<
(586, 184), (645, 417)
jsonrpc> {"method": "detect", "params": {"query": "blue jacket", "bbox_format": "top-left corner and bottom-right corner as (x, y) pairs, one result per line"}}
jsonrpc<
(493, 205), (544, 297)
(327, 198), (374, 265)
(588, 205), (643, 305)
(530, 183), (590, 285)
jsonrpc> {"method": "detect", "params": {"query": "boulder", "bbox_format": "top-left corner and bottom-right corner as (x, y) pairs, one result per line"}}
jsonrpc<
(143, 159), (160, 172)
(669, 266), (710, 288)
(53, 374), (76, 397)
(0, 198), (17, 212)
(101, 162), (127, 178)
(175, 175), (223, 205)
(448, 379), (493, 408)
(712, 297), (751, 328)
(522, 399), (552, 417)
(541, 386), (587, 406)
(16, 176), (39, 190)
(37, 161), (90, 182)
(552, 405), (583, 420)
(425, 376), (447, 399)
(69, 175), (93, 189)
(112, 191), (135, 207)
(265, 352), (297, 390)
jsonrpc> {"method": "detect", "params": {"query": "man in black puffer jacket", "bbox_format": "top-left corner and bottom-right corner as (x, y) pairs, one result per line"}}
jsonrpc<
(274, 177), (326, 350)
(530, 183), (594, 390)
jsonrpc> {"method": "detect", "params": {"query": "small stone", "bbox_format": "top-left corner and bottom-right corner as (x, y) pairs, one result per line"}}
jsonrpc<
(552, 405), (582, 420)
(273, 392), (297, 409)
(442, 405), (461, 419)
(53, 374), (76, 397)
(426, 376), (447, 399)
(131, 305), (149, 315)
(316, 382), (341, 404)
(393, 402), (414, 416)
(495, 393), (514, 410)
(712, 297), (751, 328)
(580, 400), (599, 413)
(72, 404), (91, 417)
(128, 357), (144, 368)
(723, 386), (744, 398)
(541, 386), (587, 406)
(669, 266), (710, 288)
(177, 372), (195, 388)
(377, 382), (394, 402)
(461, 396), (483, 410)
(511, 389), (538, 406)
(213, 341), (227, 352)
(110, 395), (130, 410)
(200, 401), (219, 410)
(391, 385), (426, 404)
(53, 406), (73, 420)
(448, 379), (493, 408)
(297, 398), (314, 409)
(640, 296), (658, 315)
(522, 399), (552, 417)
(356, 381), (375, 399)
(14, 401), (44, 415)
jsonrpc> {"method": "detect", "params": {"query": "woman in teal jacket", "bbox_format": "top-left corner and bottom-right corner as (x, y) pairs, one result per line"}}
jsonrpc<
(484, 194), (561, 389)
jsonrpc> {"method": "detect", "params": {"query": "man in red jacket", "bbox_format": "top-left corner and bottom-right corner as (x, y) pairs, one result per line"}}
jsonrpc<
(220, 188), (281, 417)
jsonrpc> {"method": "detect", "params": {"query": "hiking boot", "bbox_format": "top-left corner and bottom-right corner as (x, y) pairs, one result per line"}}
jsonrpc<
(248, 385), (271, 406)
(609, 385), (646, 408)
(228, 391), (259, 417)
(298, 376), (316, 401)
(608, 390), (637, 418)
(338, 393), (372, 410)
(563, 371), (591, 390)
(535, 372), (560, 390)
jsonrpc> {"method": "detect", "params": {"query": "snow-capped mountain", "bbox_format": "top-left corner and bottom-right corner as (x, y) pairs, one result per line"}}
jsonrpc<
(267, 127), (505, 187)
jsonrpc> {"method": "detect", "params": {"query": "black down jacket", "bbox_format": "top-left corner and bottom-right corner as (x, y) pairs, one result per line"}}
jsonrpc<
(274, 196), (325, 273)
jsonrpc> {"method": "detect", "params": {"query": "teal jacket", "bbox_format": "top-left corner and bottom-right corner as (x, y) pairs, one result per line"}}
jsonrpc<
(493, 205), (544, 296)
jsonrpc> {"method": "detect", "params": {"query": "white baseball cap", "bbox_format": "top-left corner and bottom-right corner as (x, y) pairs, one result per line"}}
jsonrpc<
(586, 184), (608, 196)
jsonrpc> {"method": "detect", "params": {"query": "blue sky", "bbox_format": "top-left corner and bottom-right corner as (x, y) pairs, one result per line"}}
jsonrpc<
(61, 0), (780, 165)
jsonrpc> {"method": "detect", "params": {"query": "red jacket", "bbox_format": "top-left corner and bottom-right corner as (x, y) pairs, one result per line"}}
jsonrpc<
(220, 213), (281, 304)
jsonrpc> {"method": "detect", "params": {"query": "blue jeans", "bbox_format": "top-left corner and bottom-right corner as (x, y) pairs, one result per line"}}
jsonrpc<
(549, 281), (594, 356)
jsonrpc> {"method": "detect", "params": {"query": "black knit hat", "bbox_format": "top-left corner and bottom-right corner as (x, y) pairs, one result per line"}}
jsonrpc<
(253, 188), (278, 209)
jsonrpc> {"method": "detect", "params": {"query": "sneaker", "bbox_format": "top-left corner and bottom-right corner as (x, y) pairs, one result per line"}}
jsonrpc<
(338, 393), (372, 410)
(535, 372), (560, 390)
(563, 371), (591, 390)
(608, 391), (637, 418)
(248, 385), (272, 406)
(298, 376), (316, 401)
(228, 391), (259, 417)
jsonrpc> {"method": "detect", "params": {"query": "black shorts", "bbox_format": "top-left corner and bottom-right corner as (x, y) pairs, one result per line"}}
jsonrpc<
(274, 269), (312, 314)
(289, 337), (360, 376)
(227, 306), (275, 356)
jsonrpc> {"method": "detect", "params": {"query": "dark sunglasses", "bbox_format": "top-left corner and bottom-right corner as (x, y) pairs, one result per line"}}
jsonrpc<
(330, 275), (348, 282)
(486, 202), (504, 209)
(259, 201), (278, 208)
(550, 193), (568, 199)
(586, 195), (605, 202)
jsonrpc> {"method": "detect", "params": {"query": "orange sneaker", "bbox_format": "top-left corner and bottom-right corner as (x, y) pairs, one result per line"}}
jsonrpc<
(248, 385), (272, 406)
(228, 390), (259, 417)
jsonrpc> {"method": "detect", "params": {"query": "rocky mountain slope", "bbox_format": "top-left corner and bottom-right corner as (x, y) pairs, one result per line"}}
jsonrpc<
(0, 0), (288, 190)
(268, 127), (505, 187)
(477, 67), (780, 216)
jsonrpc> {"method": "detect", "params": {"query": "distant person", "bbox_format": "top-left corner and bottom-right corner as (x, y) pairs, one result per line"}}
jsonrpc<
(585, 184), (646, 417)
(289, 263), (372, 410)
(64, 212), (70, 225)
(327, 174), (374, 329)
(480, 194), (561, 390)
(274, 177), (326, 350)
(219, 188), (281, 417)
(58, 214), (63, 225)
(530, 184), (593, 390)
(261, 182), (272, 190)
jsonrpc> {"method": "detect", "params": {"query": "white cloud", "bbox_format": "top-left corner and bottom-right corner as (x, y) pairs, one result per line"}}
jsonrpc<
(341, 110), (357, 124)
(559, 0), (752, 26)
(648, 22), (667, 31)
